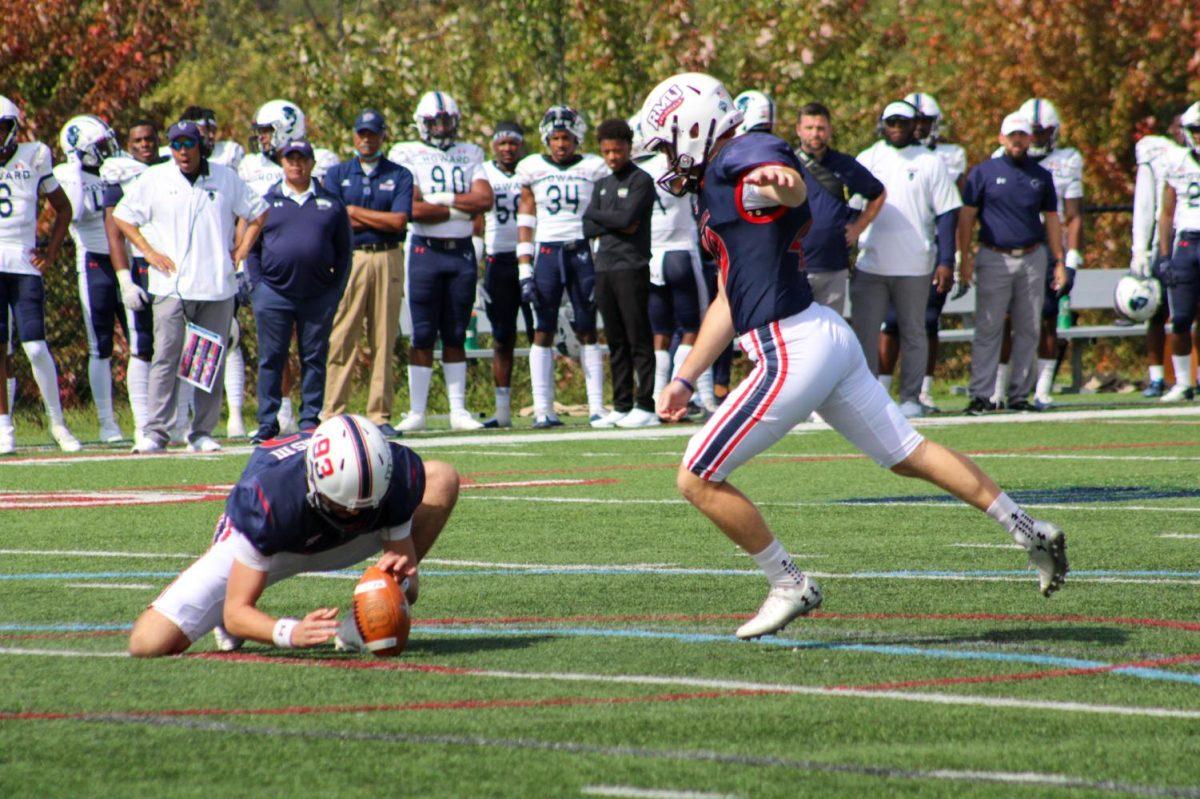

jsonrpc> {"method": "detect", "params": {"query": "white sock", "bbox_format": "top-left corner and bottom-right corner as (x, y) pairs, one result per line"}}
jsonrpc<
(581, 343), (605, 416)
(1172, 354), (1194, 387)
(224, 347), (245, 416)
(1035, 358), (1056, 398)
(493, 387), (511, 425)
(991, 363), (1010, 404)
(0, 413), (11, 431)
(127, 357), (150, 432)
(653, 350), (671, 401)
(22, 340), (64, 425)
(88, 356), (115, 425)
(697, 365), (715, 409)
(1149, 364), (1165, 383)
(672, 345), (693, 402)
(173, 380), (194, 437)
(278, 396), (294, 421)
(6, 376), (14, 410)
(878, 374), (893, 390)
(920, 375), (934, 397)
(986, 492), (1036, 548)
(443, 361), (468, 413)
(750, 538), (807, 588)
(408, 365), (433, 416)
(529, 345), (554, 417)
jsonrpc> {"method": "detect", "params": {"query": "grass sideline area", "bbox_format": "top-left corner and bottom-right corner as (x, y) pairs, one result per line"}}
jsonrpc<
(3, 406), (1200, 797)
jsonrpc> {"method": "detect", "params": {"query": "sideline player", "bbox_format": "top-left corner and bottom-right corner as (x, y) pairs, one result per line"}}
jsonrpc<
(1155, 102), (1200, 401)
(516, 106), (610, 427)
(878, 92), (967, 410)
(54, 115), (126, 443)
(389, 91), (493, 432)
(733, 90), (775, 136)
(0, 95), (81, 454)
(640, 73), (1068, 639)
(480, 121), (527, 428)
(128, 414), (460, 656)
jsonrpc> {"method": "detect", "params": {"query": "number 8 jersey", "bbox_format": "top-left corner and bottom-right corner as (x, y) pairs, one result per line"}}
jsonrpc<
(388, 139), (485, 239)
(0, 142), (58, 275)
(515, 152), (609, 243)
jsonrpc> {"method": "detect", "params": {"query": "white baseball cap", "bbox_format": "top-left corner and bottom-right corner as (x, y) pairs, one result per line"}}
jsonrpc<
(1001, 113), (1032, 136)
(881, 101), (917, 120)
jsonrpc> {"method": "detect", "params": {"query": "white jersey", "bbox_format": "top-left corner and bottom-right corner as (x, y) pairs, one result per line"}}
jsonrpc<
(1132, 135), (1185, 255)
(515, 152), (609, 243)
(238, 152), (283, 199)
(639, 153), (699, 253)
(53, 162), (109, 260)
(99, 155), (151, 258)
(1162, 147), (1200, 232)
(990, 144), (1083, 216)
(482, 160), (521, 254)
(313, 147), (339, 181)
(388, 140), (484, 239)
(931, 142), (967, 184)
(208, 140), (245, 170)
(854, 141), (962, 277)
(0, 141), (59, 275)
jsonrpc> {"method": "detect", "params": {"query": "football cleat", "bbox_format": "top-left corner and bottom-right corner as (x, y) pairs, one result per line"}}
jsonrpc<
(98, 420), (125, 444)
(50, 424), (82, 453)
(1160, 384), (1194, 403)
(590, 410), (625, 428)
(187, 435), (222, 453)
(918, 390), (939, 412)
(965, 397), (996, 416)
(396, 412), (427, 432)
(1142, 379), (1166, 398)
(1024, 520), (1068, 597)
(616, 408), (662, 428)
(736, 578), (823, 640)
(0, 425), (14, 455)
(897, 400), (925, 419)
(449, 409), (484, 431)
(481, 416), (510, 429)
(212, 624), (244, 652)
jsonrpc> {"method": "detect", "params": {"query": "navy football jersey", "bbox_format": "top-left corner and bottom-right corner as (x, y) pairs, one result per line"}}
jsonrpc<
(698, 132), (813, 335)
(224, 433), (426, 557)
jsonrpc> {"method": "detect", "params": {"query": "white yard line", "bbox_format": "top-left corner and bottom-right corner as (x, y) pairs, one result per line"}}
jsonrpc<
(582, 788), (739, 799)
(950, 543), (1025, 550)
(0, 548), (197, 559)
(1157, 534), (1200, 540)
(64, 583), (155, 590)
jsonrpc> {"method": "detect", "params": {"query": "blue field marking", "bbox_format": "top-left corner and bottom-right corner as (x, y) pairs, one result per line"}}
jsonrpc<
(841, 486), (1200, 506)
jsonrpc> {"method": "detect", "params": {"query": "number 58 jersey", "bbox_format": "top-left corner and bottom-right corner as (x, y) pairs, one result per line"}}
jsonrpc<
(388, 140), (484, 239)
(515, 153), (609, 243)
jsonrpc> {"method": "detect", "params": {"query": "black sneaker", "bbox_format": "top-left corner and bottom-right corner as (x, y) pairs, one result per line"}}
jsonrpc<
(250, 425), (279, 445)
(964, 397), (996, 415)
(1005, 399), (1040, 413)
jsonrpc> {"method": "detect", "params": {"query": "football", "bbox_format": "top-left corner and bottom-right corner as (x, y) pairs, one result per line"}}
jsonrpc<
(352, 566), (411, 657)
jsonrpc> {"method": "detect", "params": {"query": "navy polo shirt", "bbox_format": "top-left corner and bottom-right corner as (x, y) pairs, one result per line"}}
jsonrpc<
(322, 156), (413, 248)
(962, 154), (1057, 249)
(245, 181), (352, 299)
(798, 148), (885, 273)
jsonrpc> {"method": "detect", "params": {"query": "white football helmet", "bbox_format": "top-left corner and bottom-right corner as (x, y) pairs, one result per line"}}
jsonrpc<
(0, 95), (21, 154)
(637, 72), (742, 197)
(1114, 275), (1162, 322)
(539, 105), (587, 145)
(305, 415), (394, 525)
(252, 99), (306, 156)
(59, 115), (119, 168)
(904, 92), (943, 145)
(413, 91), (461, 149)
(734, 90), (775, 135)
(1181, 102), (1200, 157)
(1018, 97), (1060, 155)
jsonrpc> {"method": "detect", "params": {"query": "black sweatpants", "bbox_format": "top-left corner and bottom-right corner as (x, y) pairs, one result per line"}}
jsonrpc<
(595, 267), (654, 413)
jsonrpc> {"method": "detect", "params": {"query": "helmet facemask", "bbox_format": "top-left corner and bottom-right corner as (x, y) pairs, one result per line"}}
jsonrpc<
(0, 117), (18, 161)
(419, 112), (459, 150)
(650, 117), (715, 197)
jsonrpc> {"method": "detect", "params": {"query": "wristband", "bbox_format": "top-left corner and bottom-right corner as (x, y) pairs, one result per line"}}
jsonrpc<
(272, 617), (299, 648)
(448, 207), (471, 221)
(1064, 249), (1083, 270)
(424, 191), (454, 206)
(673, 376), (696, 393)
(516, 241), (536, 260)
(518, 261), (533, 282)
(517, 213), (538, 231)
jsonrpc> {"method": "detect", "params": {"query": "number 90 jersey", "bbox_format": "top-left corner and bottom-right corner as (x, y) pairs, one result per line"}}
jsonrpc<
(388, 140), (484, 239)
(515, 152), (609, 243)
(1162, 148), (1200, 232)
(482, 160), (521, 254)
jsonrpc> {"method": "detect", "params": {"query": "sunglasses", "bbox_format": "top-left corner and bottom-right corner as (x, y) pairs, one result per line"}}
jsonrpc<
(170, 137), (198, 151)
(883, 117), (912, 126)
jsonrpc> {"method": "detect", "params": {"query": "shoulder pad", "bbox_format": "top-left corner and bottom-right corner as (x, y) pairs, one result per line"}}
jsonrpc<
(99, 156), (148, 184)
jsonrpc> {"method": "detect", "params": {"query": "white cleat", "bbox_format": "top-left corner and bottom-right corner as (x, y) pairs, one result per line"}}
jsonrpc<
(50, 424), (82, 453)
(333, 614), (364, 653)
(131, 435), (164, 454)
(187, 435), (222, 453)
(212, 624), (244, 652)
(0, 426), (14, 455)
(615, 407), (662, 429)
(98, 420), (125, 444)
(918, 391), (938, 412)
(735, 577), (823, 640)
(448, 409), (484, 431)
(1025, 520), (1068, 597)
(226, 414), (246, 438)
(897, 400), (925, 419)
(396, 412), (427, 433)
(1160, 384), (1195, 403)
(590, 409), (626, 428)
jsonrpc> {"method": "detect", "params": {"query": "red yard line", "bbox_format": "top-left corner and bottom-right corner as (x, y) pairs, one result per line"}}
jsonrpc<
(0, 687), (780, 722)
(0, 630), (127, 641)
(839, 652), (1200, 692)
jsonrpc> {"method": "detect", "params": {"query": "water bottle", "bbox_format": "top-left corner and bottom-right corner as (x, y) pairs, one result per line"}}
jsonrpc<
(1057, 295), (1072, 331)
(465, 311), (479, 349)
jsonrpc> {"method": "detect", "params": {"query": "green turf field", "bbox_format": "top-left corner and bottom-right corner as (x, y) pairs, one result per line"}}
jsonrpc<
(3, 405), (1200, 798)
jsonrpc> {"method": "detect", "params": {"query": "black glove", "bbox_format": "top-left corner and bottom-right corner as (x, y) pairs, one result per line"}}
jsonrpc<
(1153, 253), (1175, 287)
(520, 277), (536, 306)
(236, 270), (254, 304)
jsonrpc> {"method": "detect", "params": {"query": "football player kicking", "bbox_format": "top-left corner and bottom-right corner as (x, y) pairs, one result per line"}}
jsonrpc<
(389, 91), (494, 432)
(128, 414), (460, 656)
(642, 74), (1068, 640)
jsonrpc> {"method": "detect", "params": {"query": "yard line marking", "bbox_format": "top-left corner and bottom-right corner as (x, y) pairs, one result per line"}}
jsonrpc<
(0, 489), (226, 509)
(0, 646), (129, 657)
(462, 478), (617, 490)
(34, 713), (1200, 797)
(582, 787), (740, 799)
(0, 548), (196, 559)
(63, 583), (154, 590)
(423, 559), (688, 570)
(1158, 534), (1200, 540)
(950, 543), (1025, 549)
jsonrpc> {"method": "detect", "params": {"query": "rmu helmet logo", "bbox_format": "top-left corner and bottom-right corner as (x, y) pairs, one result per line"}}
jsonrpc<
(647, 85), (685, 130)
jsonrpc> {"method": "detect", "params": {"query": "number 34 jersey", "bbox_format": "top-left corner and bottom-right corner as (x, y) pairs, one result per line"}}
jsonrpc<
(388, 140), (484, 239)
(1162, 148), (1200, 233)
(515, 153), (609, 243)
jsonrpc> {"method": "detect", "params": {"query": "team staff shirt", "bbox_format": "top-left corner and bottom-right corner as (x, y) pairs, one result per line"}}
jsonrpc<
(855, 140), (962, 276)
(388, 140), (484, 239)
(698, 132), (813, 336)
(515, 152), (609, 243)
(482, 160), (521, 254)
(223, 433), (426, 562)
(245, 179), (351, 298)
(797, 147), (885, 273)
(53, 163), (110, 261)
(113, 159), (268, 301)
(991, 144), (1083, 217)
(322, 157), (413, 248)
(961, 154), (1058, 249)
(0, 142), (59, 275)
(582, 161), (656, 272)
(1132, 136), (1186, 254)
(1161, 147), (1200, 233)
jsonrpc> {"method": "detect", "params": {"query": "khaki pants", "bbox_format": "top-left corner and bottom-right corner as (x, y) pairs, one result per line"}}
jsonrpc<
(968, 247), (1047, 402)
(322, 247), (404, 424)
